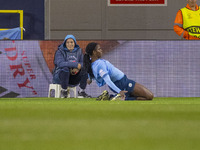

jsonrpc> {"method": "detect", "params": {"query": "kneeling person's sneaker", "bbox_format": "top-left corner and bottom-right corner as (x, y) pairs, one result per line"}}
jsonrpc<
(96, 90), (110, 101)
(61, 89), (69, 98)
(78, 91), (92, 98)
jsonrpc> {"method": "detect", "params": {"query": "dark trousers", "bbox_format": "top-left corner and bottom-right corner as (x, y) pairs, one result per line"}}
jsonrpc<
(58, 67), (88, 90)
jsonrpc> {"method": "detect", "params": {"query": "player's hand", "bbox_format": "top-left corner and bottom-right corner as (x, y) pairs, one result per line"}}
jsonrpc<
(87, 79), (92, 85)
(119, 91), (128, 100)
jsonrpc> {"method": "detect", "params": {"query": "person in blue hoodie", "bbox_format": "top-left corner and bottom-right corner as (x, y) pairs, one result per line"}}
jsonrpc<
(52, 35), (91, 98)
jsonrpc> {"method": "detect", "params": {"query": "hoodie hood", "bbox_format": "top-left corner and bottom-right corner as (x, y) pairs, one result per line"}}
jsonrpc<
(62, 34), (80, 52)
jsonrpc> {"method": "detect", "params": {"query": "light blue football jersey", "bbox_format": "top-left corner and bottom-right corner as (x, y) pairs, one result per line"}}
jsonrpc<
(91, 59), (124, 88)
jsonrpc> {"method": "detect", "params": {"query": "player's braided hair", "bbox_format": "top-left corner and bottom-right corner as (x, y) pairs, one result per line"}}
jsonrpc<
(83, 42), (98, 78)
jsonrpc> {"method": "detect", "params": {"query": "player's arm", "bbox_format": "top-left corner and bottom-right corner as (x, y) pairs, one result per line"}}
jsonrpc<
(97, 62), (120, 92)
(97, 61), (121, 92)
(103, 74), (121, 93)
(103, 75), (127, 99)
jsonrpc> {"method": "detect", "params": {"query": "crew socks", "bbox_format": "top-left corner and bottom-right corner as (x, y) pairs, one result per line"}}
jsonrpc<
(79, 88), (85, 93)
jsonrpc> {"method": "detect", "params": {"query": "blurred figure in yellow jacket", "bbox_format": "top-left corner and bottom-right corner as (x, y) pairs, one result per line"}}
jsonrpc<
(174, 0), (200, 40)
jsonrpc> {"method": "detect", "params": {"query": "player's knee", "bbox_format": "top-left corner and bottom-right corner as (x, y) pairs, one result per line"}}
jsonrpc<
(147, 93), (154, 100)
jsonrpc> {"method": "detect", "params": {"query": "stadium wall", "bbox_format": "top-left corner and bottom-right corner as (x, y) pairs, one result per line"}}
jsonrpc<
(45, 0), (200, 40)
(0, 40), (199, 98)
(1, 0), (199, 40)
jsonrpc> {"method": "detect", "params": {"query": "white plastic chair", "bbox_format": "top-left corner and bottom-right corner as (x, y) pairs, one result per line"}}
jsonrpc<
(48, 84), (77, 98)
(67, 86), (77, 98)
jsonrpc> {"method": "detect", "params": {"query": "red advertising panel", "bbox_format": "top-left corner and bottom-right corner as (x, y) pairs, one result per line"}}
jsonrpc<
(108, 0), (167, 6)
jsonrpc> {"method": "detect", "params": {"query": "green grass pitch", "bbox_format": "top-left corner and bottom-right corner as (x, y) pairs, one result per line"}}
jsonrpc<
(0, 97), (200, 150)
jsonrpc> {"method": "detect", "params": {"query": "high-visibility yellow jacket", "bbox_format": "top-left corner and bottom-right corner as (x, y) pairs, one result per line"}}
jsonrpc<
(174, 4), (200, 40)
